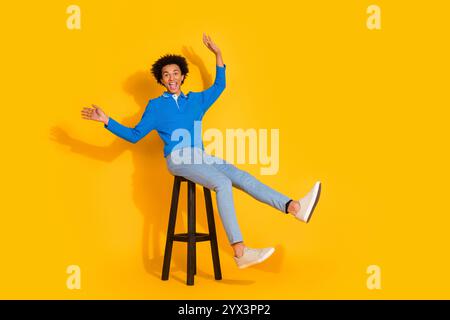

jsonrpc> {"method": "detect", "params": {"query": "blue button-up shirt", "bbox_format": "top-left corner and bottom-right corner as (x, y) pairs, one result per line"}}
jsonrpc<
(104, 65), (226, 157)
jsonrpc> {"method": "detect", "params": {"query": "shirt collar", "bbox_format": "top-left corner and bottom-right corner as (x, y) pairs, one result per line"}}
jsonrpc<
(162, 91), (187, 99)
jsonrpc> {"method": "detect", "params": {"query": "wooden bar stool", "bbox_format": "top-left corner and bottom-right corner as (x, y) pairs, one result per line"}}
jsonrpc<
(161, 176), (222, 285)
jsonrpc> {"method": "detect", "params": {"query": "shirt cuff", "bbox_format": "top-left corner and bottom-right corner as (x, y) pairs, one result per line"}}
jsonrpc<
(104, 117), (116, 129)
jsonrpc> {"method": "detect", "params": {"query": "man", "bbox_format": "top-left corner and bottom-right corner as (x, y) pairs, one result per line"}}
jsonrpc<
(81, 33), (321, 269)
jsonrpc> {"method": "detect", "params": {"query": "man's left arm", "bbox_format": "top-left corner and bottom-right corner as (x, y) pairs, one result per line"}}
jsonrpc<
(200, 34), (226, 112)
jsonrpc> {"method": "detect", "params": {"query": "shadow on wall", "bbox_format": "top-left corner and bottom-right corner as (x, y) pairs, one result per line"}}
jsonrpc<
(50, 46), (281, 285)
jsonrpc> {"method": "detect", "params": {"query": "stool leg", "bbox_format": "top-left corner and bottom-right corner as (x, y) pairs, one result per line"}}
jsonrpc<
(187, 181), (196, 285)
(189, 181), (197, 276)
(193, 189), (197, 276)
(162, 176), (181, 281)
(204, 187), (222, 280)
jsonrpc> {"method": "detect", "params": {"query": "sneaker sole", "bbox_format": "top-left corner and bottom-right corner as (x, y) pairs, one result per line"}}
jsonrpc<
(304, 181), (322, 223)
(238, 247), (275, 269)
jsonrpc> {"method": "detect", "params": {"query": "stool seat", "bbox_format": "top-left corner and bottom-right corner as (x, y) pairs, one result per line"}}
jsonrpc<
(161, 175), (222, 285)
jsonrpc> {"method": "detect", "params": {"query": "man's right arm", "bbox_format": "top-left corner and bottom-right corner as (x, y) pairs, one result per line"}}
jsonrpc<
(104, 100), (156, 144)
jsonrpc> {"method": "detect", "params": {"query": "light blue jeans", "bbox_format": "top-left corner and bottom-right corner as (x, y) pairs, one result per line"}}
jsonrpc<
(165, 147), (291, 244)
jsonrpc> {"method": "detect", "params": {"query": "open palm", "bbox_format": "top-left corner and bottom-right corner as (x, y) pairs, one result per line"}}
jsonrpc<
(81, 104), (108, 123)
(202, 33), (221, 55)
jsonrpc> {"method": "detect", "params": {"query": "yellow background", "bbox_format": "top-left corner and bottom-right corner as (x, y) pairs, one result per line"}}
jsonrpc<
(1, 0), (449, 299)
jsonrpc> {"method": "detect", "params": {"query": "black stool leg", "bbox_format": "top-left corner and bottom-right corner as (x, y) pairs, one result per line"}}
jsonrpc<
(161, 176), (181, 281)
(203, 187), (222, 280)
(190, 181), (197, 275)
(187, 181), (196, 285)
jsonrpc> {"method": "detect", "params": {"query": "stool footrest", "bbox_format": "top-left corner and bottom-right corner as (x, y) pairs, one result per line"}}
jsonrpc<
(173, 232), (211, 242)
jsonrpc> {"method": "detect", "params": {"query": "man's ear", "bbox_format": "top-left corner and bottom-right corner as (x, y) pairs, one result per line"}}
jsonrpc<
(181, 74), (185, 82)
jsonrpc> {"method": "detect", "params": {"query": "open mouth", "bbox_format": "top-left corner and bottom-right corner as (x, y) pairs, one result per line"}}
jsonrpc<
(168, 82), (178, 91)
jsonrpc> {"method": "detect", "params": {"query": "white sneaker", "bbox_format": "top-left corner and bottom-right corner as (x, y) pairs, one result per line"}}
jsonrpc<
(234, 247), (275, 269)
(295, 181), (322, 223)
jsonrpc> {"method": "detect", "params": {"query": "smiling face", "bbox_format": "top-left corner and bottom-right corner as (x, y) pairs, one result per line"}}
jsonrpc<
(161, 64), (185, 95)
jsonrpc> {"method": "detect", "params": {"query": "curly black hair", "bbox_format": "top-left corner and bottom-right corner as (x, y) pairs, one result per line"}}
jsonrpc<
(151, 54), (189, 86)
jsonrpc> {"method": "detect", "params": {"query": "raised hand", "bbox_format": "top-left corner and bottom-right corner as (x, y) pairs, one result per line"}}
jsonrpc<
(81, 104), (109, 125)
(202, 33), (221, 55)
